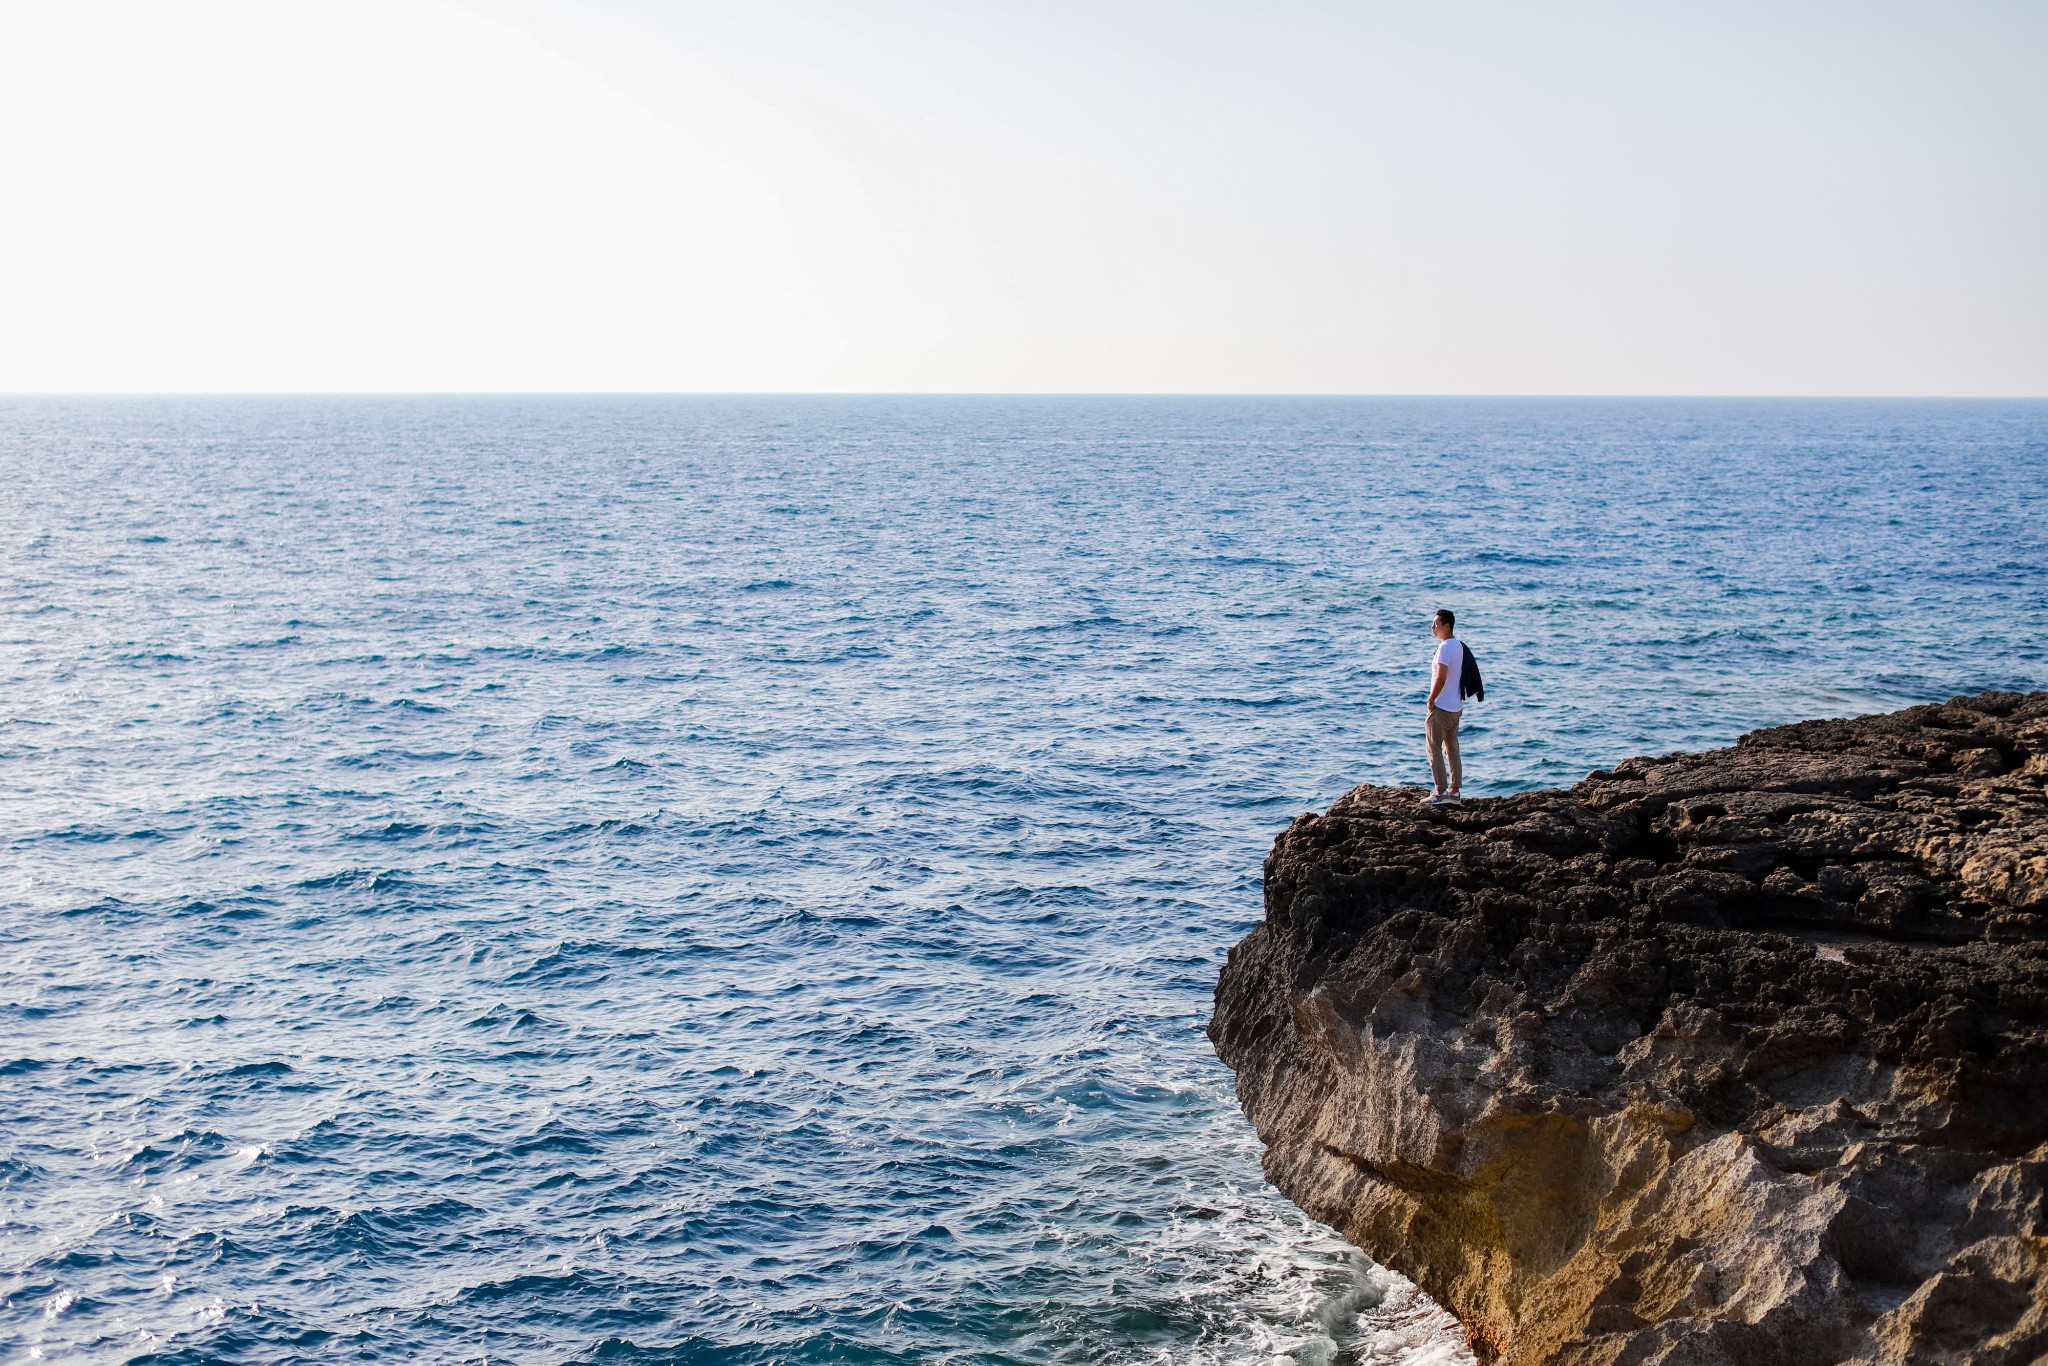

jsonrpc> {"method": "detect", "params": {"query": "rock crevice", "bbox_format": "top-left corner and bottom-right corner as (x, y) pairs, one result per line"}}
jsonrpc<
(1211, 693), (2048, 1365)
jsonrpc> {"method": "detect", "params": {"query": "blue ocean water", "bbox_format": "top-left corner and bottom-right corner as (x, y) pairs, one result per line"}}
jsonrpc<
(2, 396), (2044, 1365)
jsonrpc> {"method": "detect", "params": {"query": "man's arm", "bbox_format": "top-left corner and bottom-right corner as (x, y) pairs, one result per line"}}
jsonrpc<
(1429, 662), (1447, 708)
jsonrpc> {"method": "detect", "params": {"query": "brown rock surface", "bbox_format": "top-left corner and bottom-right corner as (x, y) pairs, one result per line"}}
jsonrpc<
(1210, 692), (2048, 1365)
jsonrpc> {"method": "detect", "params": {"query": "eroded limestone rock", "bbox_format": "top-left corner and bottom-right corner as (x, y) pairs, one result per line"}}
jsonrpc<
(1211, 692), (2048, 1365)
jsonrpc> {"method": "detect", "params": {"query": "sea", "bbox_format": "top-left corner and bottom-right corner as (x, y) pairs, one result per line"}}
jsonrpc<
(3, 397), (2044, 1365)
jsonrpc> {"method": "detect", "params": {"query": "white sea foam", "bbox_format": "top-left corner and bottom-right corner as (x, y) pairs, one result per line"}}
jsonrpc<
(1117, 1100), (1473, 1366)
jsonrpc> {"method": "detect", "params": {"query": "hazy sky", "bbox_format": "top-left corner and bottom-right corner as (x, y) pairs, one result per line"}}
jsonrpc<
(2, 1), (2042, 394)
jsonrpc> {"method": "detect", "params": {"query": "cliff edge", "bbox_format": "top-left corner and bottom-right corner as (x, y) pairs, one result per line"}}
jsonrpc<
(1210, 693), (2048, 1365)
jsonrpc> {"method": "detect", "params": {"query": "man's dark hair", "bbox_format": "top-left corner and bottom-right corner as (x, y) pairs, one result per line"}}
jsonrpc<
(1435, 609), (1455, 629)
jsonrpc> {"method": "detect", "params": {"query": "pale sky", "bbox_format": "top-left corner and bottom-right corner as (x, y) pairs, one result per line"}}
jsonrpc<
(1, 0), (2042, 394)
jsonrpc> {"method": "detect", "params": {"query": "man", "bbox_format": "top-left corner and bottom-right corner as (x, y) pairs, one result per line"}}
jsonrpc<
(1425, 608), (1466, 804)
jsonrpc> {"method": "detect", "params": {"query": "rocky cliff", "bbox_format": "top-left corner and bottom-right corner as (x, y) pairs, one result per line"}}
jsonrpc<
(1211, 693), (2048, 1365)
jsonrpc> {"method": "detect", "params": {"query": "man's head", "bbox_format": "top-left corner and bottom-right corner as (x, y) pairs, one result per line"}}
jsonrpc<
(1433, 609), (1455, 640)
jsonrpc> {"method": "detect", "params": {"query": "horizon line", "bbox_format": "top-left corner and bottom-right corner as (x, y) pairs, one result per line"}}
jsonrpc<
(3, 390), (2046, 402)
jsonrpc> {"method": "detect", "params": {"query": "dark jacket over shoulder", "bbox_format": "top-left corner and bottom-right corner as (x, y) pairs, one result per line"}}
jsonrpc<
(1459, 642), (1485, 703)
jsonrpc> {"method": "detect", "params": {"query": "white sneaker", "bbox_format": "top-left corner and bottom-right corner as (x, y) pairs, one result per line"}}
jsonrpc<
(1426, 792), (1452, 806)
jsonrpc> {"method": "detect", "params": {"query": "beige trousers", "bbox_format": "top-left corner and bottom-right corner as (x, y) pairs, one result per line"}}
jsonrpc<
(1426, 705), (1463, 794)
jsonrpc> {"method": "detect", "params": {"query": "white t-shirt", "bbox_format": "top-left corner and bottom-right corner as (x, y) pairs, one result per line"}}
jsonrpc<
(1431, 638), (1464, 712)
